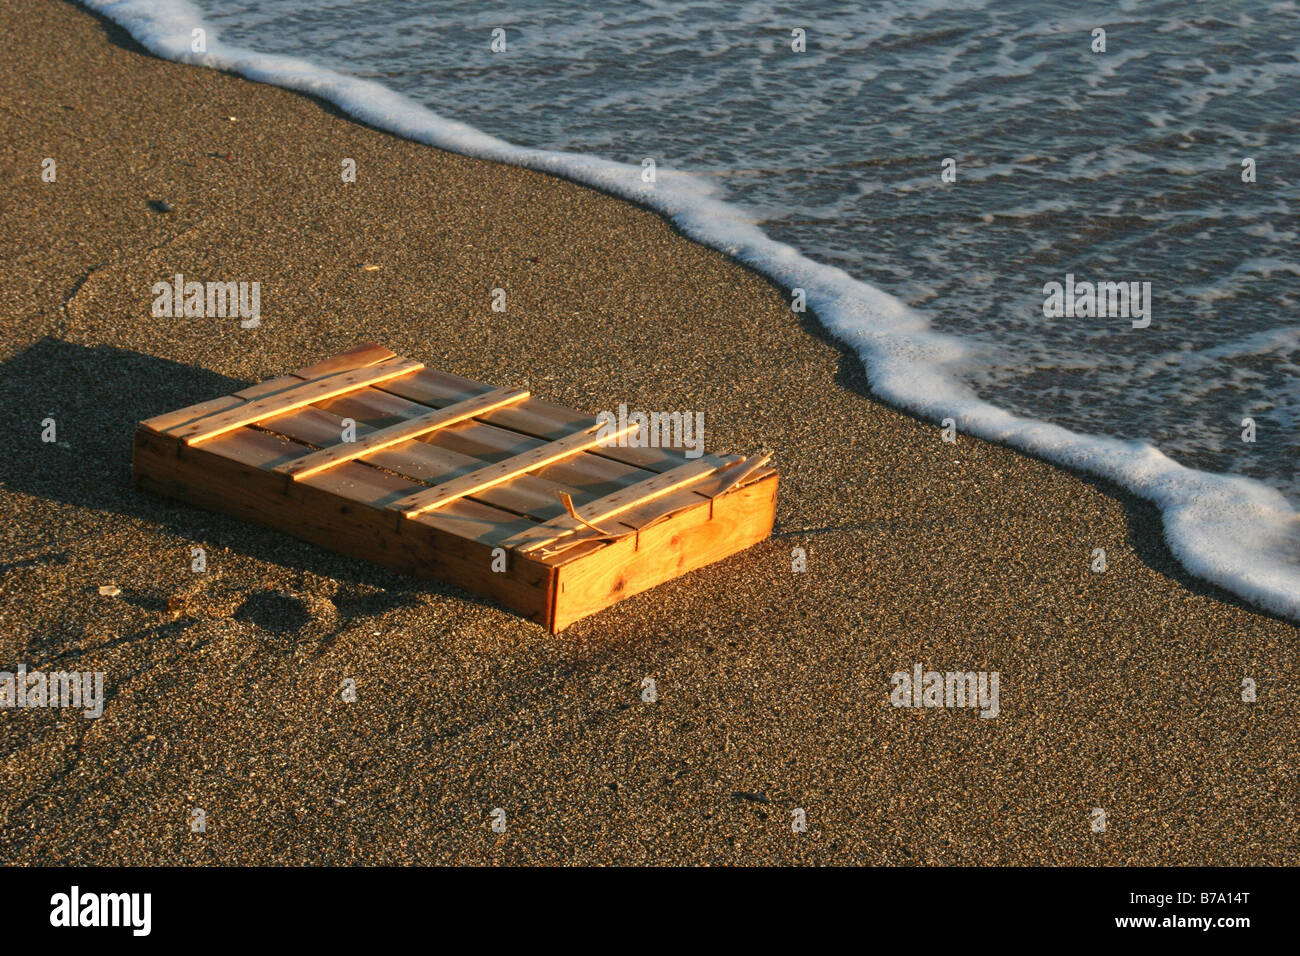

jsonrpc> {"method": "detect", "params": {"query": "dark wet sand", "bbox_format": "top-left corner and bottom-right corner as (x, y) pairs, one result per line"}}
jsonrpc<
(0, 0), (1295, 864)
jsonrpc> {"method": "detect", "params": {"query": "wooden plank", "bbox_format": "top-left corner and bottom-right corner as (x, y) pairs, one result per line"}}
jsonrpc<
(377, 369), (693, 472)
(387, 420), (638, 519)
(536, 462), (779, 565)
(287, 342), (397, 379)
(549, 473), (779, 631)
(227, 342), (401, 402)
(274, 388), (640, 519)
(140, 342), (397, 434)
(140, 394), (245, 436)
(168, 357), (424, 446)
(273, 386), (530, 481)
(504, 456), (739, 554)
(323, 383), (681, 504)
(424, 416), (652, 498)
(317, 384), (668, 509)
(265, 404), (576, 522)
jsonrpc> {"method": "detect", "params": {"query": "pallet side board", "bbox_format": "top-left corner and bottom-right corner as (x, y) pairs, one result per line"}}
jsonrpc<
(132, 426), (556, 627)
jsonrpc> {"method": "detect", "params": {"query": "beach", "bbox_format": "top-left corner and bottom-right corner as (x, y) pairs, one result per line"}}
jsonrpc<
(0, 0), (1296, 865)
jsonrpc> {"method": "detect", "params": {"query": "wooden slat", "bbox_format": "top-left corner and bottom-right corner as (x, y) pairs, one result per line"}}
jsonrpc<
(306, 385), (656, 505)
(288, 342), (397, 379)
(343, 378), (692, 502)
(273, 386), (530, 481)
(377, 368), (693, 472)
(271, 405), (575, 519)
(504, 456), (740, 554)
(387, 421), (638, 519)
(140, 342), (397, 434)
(169, 357), (424, 446)
(227, 342), (402, 402)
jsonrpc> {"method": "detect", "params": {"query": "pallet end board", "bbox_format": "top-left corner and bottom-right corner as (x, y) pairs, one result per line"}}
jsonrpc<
(133, 344), (779, 632)
(549, 471), (779, 632)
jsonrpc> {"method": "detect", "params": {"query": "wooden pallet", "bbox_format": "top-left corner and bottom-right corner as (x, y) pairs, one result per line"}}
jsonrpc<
(132, 343), (778, 632)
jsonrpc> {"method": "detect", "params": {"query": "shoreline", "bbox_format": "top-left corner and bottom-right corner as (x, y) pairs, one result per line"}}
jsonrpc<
(76, 0), (1300, 623)
(0, 0), (1296, 864)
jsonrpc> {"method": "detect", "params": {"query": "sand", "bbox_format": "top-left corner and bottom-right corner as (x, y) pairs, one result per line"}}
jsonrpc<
(0, 0), (1295, 865)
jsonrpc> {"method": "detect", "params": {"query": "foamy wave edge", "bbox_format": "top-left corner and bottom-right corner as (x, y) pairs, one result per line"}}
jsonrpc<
(84, 0), (1300, 621)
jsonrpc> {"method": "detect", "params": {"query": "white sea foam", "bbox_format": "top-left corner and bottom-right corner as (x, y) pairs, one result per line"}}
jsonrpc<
(83, 0), (1300, 620)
